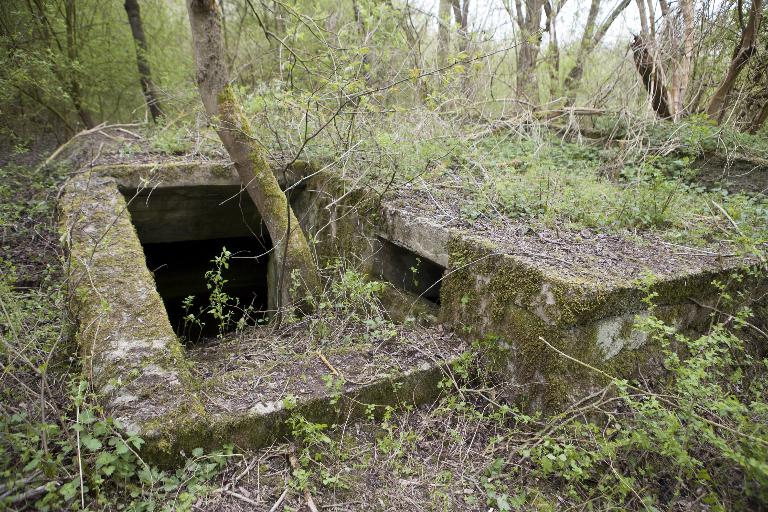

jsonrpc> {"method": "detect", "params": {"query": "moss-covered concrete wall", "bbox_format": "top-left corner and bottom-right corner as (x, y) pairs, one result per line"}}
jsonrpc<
(58, 162), (454, 464)
(59, 174), (205, 449)
(438, 235), (745, 410)
(285, 169), (756, 412)
(291, 170), (381, 271)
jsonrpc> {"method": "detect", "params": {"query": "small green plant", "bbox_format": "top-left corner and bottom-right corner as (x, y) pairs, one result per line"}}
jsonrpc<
(375, 406), (418, 476)
(205, 247), (238, 337)
(409, 257), (421, 289)
(321, 374), (345, 406)
(287, 413), (350, 492)
(0, 379), (234, 511)
(179, 295), (205, 342)
(481, 457), (513, 512)
(516, 271), (768, 508)
(311, 264), (397, 347)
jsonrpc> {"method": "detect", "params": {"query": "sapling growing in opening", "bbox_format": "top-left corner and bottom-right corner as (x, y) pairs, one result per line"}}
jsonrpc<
(205, 247), (238, 338)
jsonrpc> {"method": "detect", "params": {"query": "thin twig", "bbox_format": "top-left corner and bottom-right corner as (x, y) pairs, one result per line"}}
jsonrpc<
(317, 350), (342, 379)
(268, 488), (289, 512)
(224, 489), (260, 506)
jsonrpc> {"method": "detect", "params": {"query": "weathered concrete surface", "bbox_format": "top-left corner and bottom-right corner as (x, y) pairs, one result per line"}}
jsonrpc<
(88, 160), (313, 191)
(291, 172), (446, 315)
(126, 185), (263, 243)
(185, 327), (465, 454)
(288, 170), (753, 411)
(101, 160), (315, 242)
(380, 206), (450, 267)
(59, 174), (204, 440)
(438, 234), (753, 410)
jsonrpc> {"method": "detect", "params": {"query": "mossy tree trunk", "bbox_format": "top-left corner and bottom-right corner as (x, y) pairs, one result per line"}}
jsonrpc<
(186, 0), (320, 316)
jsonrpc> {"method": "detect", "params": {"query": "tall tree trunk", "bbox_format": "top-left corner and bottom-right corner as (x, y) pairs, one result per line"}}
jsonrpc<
(513, 0), (544, 101)
(636, 0), (649, 36)
(563, 0), (599, 102)
(438, 0), (452, 66)
(186, 0), (320, 315)
(451, 0), (470, 53)
(124, 0), (163, 122)
(706, 0), (763, 122)
(632, 34), (672, 119)
(64, 0), (95, 128)
(543, 0), (560, 99)
(668, 0), (694, 119)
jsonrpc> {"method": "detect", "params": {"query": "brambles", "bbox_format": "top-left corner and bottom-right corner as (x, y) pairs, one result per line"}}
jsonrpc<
(0, 255), (233, 511)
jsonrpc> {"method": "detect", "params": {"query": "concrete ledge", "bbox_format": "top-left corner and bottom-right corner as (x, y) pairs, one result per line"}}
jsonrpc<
(174, 329), (465, 458)
(438, 234), (756, 410)
(87, 159), (314, 191)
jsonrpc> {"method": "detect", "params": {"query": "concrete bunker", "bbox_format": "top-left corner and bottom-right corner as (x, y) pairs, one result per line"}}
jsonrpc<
(58, 151), (759, 464)
(59, 162), (467, 463)
(123, 185), (272, 339)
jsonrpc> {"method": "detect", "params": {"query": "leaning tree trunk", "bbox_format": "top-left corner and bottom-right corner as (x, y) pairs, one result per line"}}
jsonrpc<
(124, 0), (163, 122)
(706, 0), (763, 123)
(631, 34), (672, 119)
(514, 0), (544, 102)
(563, 0), (600, 102)
(563, 0), (630, 104)
(186, 0), (320, 315)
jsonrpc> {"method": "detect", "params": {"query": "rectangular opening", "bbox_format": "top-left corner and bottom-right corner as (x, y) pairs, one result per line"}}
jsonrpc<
(123, 185), (272, 341)
(373, 238), (445, 304)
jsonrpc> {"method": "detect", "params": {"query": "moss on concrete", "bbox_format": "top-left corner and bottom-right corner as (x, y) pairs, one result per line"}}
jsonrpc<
(293, 170), (381, 271)
(59, 174), (206, 458)
(438, 234), (740, 411)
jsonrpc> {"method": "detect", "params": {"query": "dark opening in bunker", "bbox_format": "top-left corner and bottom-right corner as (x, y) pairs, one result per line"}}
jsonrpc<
(373, 238), (445, 304)
(122, 185), (272, 340)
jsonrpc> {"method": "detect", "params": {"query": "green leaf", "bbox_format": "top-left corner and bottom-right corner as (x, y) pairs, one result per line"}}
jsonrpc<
(95, 451), (117, 468)
(81, 435), (102, 451)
